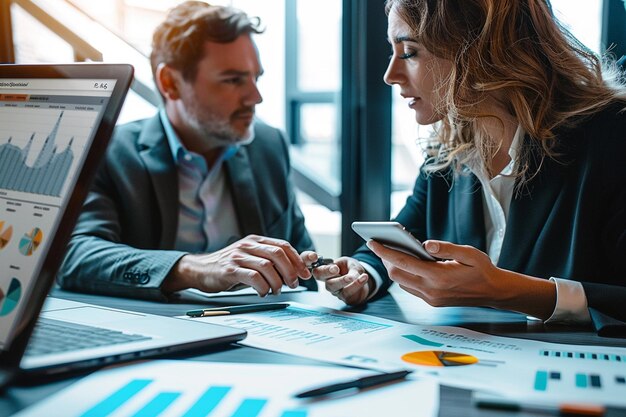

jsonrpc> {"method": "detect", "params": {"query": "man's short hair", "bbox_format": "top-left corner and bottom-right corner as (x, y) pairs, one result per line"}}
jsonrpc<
(150, 1), (263, 82)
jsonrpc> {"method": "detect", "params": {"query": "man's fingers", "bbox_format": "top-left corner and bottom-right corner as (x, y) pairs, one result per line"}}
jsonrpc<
(237, 256), (285, 294)
(324, 275), (352, 295)
(237, 268), (271, 297)
(310, 263), (341, 280)
(252, 236), (312, 278)
(300, 251), (318, 264)
(341, 274), (368, 300)
(239, 244), (300, 288)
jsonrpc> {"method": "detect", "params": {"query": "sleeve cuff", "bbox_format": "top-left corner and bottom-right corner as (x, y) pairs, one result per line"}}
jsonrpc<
(545, 277), (592, 325)
(359, 261), (383, 301)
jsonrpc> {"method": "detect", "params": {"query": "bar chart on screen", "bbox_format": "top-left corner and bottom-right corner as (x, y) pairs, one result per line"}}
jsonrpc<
(0, 107), (94, 201)
(13, 361), (438, 417)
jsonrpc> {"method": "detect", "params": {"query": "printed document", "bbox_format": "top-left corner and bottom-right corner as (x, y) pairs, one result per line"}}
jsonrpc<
(14, 360), (438, 417)
(186, 302), (626, 407)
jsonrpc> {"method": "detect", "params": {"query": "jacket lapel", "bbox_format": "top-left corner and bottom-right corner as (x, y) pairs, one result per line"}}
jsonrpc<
(498, 148), (565, 270)
(453, 172), (487, 251)
(137, 115), (179, 248)
(225, 146), (266, 236)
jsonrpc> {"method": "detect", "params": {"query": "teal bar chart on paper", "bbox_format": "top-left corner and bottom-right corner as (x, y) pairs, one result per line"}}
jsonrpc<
(14, 361), (438, 417)
(79, 379), (303, 417)
(533, 369), (618, 393)
(82, 379), (152, 417)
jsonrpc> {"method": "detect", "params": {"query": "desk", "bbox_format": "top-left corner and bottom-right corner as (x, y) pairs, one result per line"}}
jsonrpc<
(3, 286), (626, 417)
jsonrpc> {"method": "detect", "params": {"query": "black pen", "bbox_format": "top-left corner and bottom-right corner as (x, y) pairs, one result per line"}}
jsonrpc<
(186, 302), (289, 318)
(294, 370), (412, 398)
(308, 256), (334, 271)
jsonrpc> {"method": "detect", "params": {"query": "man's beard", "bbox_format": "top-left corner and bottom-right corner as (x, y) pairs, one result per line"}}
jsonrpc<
(182, 101), (254, 150)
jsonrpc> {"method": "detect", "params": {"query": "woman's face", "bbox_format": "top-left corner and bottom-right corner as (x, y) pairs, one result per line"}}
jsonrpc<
(383, 7), (453, 125)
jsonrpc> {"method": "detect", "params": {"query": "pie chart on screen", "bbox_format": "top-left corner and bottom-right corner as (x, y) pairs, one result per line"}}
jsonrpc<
(401, 350), (479, 367)
(0, 221), (12, 250)
(0, 278), (22, 316)
(19, 227), (43, 256)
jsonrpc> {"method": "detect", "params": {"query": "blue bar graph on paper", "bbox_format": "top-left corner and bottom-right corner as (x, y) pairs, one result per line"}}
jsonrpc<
(280, 410), (308, 417)
(539, 349), (626, 362)
(181, 386), (232, 417)
(589, 375), (601, 388)
(231, 398), (268, 417)
(81, 379), (153, 417)
(132, 392), (181, 417)
(534, 370), (548, 391)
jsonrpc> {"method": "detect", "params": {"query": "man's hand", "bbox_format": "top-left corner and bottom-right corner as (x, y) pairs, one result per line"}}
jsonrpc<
(311, 256), (373, 305)
(163, 235), (313, 296)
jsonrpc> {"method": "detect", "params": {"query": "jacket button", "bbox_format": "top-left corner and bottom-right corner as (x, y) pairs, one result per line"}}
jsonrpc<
(139, 273), (150, 284)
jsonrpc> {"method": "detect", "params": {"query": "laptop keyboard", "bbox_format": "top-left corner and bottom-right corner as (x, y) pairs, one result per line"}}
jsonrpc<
(24, 318), (152, 356)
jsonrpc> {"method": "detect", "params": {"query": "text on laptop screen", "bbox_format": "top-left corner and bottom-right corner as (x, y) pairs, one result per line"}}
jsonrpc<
(0, 78), (116, 348)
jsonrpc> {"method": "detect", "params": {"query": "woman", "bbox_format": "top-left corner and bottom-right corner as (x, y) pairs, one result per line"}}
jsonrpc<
(314, 0), (626, 325)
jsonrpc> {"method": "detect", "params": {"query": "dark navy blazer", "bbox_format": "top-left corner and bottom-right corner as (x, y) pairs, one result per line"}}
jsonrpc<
(355, 102), (626, 325)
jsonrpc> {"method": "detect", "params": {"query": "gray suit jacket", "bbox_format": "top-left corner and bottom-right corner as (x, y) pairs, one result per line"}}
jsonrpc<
(57, 114), (316, 300)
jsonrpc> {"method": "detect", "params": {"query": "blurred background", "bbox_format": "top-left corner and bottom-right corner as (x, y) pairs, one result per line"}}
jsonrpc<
(1, 0), (624, 258)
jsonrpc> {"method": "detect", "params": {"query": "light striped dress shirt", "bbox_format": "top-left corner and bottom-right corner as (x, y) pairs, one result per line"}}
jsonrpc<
(160, 110), (241, 253)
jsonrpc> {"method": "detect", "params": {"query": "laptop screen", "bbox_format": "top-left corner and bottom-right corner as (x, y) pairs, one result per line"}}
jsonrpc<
(0, 71), (127, 351)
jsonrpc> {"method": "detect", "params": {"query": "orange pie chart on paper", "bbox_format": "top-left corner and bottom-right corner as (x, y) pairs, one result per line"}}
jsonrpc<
(0, 221), (12, 250)
(19, 227), (43, 256)
(401, 350), (479, 367)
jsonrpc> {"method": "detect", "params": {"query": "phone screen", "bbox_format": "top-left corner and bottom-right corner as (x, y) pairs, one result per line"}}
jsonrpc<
(351, 221), (437, 261)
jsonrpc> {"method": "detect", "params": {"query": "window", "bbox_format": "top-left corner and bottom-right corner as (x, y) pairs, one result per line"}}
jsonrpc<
(286, 0), (342, 206)
(550, 0), (603, 53)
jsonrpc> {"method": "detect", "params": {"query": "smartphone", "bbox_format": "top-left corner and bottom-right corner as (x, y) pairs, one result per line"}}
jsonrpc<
(351, 221), (437, 261)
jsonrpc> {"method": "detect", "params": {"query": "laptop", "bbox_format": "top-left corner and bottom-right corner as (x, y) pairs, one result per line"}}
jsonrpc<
(0, 64), (246, 387)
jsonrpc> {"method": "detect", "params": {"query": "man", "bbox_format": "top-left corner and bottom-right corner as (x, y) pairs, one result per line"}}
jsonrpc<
(58, 1), (317, 300)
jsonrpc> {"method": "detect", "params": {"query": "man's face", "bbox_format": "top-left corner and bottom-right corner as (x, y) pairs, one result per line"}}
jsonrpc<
(175, 34), (263, 147)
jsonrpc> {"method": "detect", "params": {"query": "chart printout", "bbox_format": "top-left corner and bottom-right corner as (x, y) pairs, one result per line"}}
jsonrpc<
(189, 303), (626, 406)
(13, 360), (438, 417)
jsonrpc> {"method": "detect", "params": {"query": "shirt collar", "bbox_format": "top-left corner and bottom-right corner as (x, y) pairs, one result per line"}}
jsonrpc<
(160, 108), (187, 164)
(159, 108), (241, 171)
(466, 124), (524, 179)
(501, 124), (523, 176)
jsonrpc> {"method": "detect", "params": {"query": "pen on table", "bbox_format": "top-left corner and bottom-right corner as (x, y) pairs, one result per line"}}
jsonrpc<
(186, 302), (289, 318)
(294, 370), (412, 399)
(473, 393), (606, 416)
(308, 256), (334, 271)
